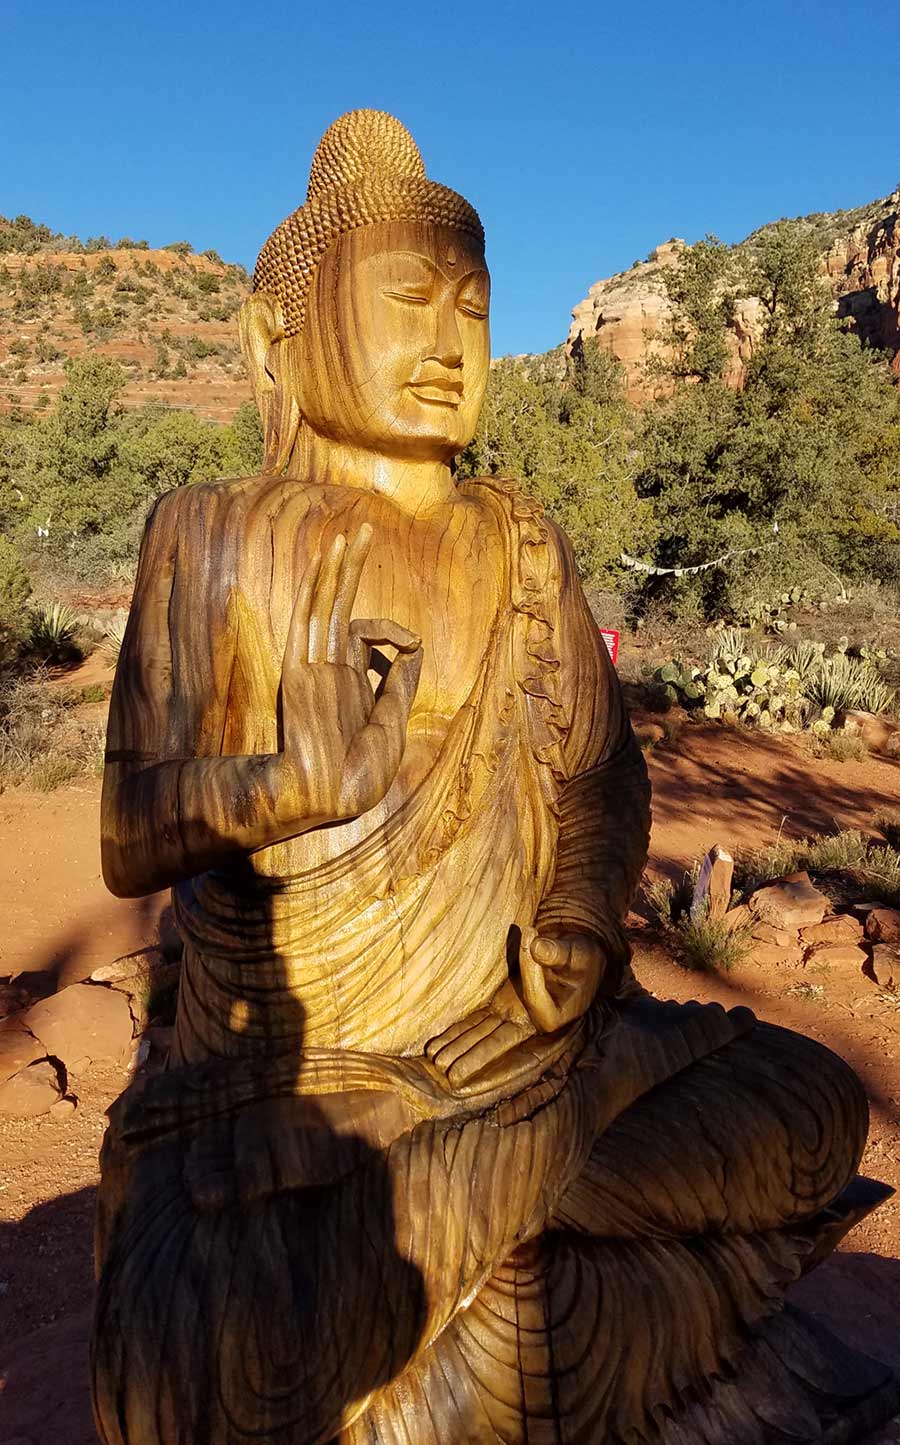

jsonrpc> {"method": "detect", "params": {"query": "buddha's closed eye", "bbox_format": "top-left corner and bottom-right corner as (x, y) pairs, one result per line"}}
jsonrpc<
(384, 289), (431, 306)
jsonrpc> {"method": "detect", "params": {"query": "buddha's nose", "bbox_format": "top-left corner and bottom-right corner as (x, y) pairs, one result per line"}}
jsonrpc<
(426, 299), (463, 369)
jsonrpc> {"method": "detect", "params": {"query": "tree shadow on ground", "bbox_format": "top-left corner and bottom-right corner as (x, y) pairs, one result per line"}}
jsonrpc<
(4, 890), (166, 993)
(0, 1185), (99, 1445)
(647, 725), (900, 881)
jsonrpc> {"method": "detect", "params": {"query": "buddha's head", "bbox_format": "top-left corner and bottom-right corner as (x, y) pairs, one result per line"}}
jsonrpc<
(240, 111), (490, 474)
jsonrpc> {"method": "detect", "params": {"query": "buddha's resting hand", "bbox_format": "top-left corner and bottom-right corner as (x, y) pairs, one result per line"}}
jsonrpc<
(519, 926), (608, 1033)
(274, 525), (424, 827)
(425, 929), (606, 1089)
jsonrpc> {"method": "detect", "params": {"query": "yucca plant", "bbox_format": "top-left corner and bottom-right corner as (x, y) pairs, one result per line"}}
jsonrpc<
(27, 602), (82, 664)
(707, 627), (749, 666)
(852, 666), (896, 716)
(805, 653), (895, 715)
(773, 638), (826, 682)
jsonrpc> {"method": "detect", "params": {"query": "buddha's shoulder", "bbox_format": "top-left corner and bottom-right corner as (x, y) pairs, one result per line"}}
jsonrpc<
(148, 474), (326, 528)
(461, 474), (573, 557)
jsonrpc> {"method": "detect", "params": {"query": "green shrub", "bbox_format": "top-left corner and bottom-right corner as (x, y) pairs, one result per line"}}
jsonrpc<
(644, 873), (752, 971)
(27, 602), (82, 664)
(0, 536), (32, 657)
(0, 672), (104, 790)
(809, 732), (868, 763)
(0, 535), (32, 616)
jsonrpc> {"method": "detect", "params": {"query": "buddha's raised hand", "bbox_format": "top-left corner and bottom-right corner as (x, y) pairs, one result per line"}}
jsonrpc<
(275, 525), (423, 827)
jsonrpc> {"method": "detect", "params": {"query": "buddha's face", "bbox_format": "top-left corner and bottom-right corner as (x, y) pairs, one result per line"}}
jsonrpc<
(290, 221), (490, 461)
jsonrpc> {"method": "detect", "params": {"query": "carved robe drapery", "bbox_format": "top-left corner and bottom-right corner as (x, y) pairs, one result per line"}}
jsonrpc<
(92, 475), (874, 1444)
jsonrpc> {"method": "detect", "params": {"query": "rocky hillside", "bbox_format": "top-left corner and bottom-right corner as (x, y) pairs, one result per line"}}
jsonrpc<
(569, 186), (900, 401)
(0, 218), (252, 421)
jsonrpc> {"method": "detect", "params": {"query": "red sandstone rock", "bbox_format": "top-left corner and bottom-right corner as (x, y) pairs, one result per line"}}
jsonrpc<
(800, 916), (864, 946)
(0, 1018), (45, 1087)
(803, 941), (869, 971)
(865, 945), (898, 988)
(865, 908), (900, 946)
(722, 905), (753, 933)
(691, 845), (734, 922)
(751, 922), (795, 947)
(0, 1059), (62, 1117)
(749, 872), (829, 930)
(840, 711), (900, 757)
(568, 188), (900, 403)
(22, 983), (134, 1075)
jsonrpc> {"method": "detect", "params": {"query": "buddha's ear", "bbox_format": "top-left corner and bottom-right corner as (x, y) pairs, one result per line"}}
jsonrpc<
(238, 293), (300, 473)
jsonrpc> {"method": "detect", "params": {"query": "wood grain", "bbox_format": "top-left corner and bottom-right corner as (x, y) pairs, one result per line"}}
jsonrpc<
(92, 110), (899, 1443)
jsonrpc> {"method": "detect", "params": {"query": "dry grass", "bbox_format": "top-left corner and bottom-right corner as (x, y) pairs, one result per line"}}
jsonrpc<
(808, 732), (869, 763)
(643, 872), (753, 972)
(0, 669), (104, 790)
(785, 981), (825, 1003)
(876, 811), (900, 850)
(735, 830), (900, 908)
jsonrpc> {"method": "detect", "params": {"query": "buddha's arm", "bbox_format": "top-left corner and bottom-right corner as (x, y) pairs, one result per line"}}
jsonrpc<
(102, 754), (318, 899)
(101, 491), (303, 897)
(532, 524), (651, 992)
(103, 495), (421, 899)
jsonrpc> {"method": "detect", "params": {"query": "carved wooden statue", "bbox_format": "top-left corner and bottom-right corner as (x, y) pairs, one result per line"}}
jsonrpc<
(92, 111), (898, 1443)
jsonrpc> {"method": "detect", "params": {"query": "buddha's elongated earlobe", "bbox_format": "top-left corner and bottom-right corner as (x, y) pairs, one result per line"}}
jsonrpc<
(239, 293), (301, 474)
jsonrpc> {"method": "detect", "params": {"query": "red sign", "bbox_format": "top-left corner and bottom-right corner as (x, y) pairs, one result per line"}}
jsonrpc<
(599, 628), (620, 665)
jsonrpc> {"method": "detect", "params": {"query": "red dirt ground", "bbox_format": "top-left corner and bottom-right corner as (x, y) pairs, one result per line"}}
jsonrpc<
(1, 719), (898, 1442)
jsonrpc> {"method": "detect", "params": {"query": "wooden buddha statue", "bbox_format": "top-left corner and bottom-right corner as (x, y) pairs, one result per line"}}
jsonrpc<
(92, 110), (898, 1443)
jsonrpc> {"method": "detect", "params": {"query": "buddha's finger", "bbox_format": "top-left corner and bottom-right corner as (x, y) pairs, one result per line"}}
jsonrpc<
(424, 1009), (491, 1062)
(446, 1021), (523, 1087)
(431, 1013), (499, 1072)
(530, 934), (570, 970)
(284, 549), (322, 675)
(519, 941), (560, 1033)
(327, 523), (373, 663)
(308, 533), (347, 664)
(342, 646), (422, 807)
(347, 619), (421, 675)
(365, 643), (423, 736)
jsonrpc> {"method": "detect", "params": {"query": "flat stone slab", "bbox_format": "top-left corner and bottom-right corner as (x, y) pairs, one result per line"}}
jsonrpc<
(0, 1017), (45, 1086)
(0, 1059), (62, 1117)
(804, 940), (869, 970)
(866, 909), (900, 946)
(867, 945), (898, 987)
(801, 915), (864, 946)
(22, 983), (134, 1073)
(750, 871), (829, 930)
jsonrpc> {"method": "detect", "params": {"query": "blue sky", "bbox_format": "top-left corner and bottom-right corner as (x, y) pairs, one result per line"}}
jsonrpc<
(3, 0), (897, 357)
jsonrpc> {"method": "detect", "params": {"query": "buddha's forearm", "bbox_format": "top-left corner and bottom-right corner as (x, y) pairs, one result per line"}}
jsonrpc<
(101, 754), (328, 897)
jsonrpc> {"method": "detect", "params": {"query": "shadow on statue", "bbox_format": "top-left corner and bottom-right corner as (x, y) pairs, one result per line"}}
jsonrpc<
(90, 847), (432, 1443)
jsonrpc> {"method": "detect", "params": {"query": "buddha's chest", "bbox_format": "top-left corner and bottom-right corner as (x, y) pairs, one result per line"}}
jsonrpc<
(229, 488), (505, 724)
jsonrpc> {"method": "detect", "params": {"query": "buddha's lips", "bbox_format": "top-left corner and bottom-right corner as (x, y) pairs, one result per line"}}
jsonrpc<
(407, 376), (463, 406)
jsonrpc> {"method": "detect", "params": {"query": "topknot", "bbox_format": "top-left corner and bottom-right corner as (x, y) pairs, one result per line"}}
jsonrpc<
(307, 110), (426, 201)
(253, 108), (483, 338)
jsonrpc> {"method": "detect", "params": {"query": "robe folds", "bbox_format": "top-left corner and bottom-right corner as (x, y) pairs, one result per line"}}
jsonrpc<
(92, 476), (870, 1444)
